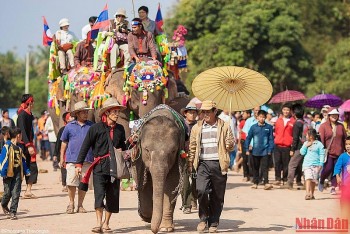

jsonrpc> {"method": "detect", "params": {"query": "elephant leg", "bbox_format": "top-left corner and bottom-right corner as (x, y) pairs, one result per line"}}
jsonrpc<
(160, 162), (180, 232)
(138, 172), (153, 223)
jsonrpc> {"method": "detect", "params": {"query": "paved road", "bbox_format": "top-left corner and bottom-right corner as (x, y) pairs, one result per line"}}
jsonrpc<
(0, 160), (341, 233)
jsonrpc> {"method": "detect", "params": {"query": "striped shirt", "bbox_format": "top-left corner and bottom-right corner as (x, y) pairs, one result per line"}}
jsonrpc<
(200, 122), (219, 160)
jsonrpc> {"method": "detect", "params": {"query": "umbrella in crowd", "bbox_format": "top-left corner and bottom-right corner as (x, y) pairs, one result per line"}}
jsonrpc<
(340, 99), (350, 112)
(269, 89), (306, 104)
(192, 66), (273, 111)
(305, 93), (343, 109)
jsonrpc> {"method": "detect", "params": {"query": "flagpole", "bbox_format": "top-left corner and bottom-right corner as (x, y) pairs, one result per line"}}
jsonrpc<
(132, 0), (136, 18)
(25, 52), (29, 93)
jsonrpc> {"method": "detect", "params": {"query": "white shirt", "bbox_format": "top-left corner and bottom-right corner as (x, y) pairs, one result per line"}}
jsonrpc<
(44, 117), (57, 142)
(55, 30), (77, 44)
(283, 117), (290, 127)
(81, 24), (91, 40)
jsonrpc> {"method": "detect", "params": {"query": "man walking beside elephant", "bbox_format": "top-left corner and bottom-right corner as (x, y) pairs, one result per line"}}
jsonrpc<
(188, 100), (235, 233)
(76, 97), (127, 233)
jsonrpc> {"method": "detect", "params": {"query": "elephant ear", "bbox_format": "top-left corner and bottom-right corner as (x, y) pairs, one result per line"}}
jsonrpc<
(166, 70), (178, 102)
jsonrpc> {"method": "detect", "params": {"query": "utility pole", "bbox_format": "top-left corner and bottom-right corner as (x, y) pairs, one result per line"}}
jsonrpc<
(25, 52), (29, 93)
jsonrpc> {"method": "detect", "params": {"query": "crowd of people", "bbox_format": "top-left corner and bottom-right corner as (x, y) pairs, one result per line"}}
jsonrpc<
(54, 5), (161, 75)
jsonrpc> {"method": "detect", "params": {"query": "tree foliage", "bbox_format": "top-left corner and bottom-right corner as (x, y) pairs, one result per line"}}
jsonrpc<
(0, 47), (49, 116)
(166, 0), (350, 98)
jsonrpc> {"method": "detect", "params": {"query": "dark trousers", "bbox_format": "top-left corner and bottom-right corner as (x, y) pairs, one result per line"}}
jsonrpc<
(320, 156), (338, 187)
(252, 155), (269, 185)
(287, 150), (304, 184)
(274, 146), (291, 182)
(1, 168), (22, 214)
(241, 140), (252, 178)
(93, 173), (120, 213)
(196, 160), (227, 225)
(182, 168), (197, 209)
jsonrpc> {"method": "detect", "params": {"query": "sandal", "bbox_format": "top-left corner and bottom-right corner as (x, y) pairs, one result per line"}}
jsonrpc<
(66, 204), (74, 214)
(23, 194), (37, 199)
(102, 227), (112, 233)
(305, 195), (311, 200)
(76, 206), (87, 213)
(91, 226), (102, 233)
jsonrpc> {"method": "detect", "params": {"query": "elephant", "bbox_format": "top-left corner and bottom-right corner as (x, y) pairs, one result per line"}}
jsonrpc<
(48, 67), (190, 137)
(131, 106), (186, 233)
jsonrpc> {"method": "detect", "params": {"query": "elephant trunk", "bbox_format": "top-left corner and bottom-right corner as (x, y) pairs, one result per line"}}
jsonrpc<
(150, 153), (168, 233)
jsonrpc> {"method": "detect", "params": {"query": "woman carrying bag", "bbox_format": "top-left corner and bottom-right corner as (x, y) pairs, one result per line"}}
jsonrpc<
(318, 108), (346, 195)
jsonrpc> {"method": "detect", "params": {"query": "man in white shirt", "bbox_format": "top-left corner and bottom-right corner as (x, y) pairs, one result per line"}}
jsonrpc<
(81, 16), (97, 40)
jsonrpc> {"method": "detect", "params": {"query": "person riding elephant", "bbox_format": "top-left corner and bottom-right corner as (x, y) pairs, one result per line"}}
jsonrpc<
(55, 18), (78, 74)
(74, 30), (94, 69)
(109, 8), (131, 70)
(127, 18), (157, 63)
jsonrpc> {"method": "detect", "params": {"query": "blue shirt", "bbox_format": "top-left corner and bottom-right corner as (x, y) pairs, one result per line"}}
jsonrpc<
(300, 140), (325, 171)
(245, 123), (274, 156)
(333, 152), (350, 182)
(61, 120), (94, 163)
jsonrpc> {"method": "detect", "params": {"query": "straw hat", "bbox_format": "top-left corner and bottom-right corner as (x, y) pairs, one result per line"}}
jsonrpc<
(71, 101), (92, 117)
(200, 100), (217, 111)
(99, 97), (126, 117)
(180, 102), (198, 116)
(59, 18), (70, 27)
(114, 8), (127, 18)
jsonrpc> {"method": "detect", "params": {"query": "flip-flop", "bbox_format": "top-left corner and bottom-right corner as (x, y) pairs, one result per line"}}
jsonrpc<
(23, 194), (36, 199)
(102, 227), (112, 233)
(91, 226), (102, 233)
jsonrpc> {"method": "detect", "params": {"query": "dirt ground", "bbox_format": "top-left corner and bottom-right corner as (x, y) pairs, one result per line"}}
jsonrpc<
(0, 160), (342, 234)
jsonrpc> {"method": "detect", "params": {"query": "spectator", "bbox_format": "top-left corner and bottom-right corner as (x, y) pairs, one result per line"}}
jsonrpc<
(300, 129), (325, 200)
(318, 108), (347, 195)
(60, 101), (94, 214)
(0, 127), (31, 220)
(273, 103), (295, 186)
(16, 94), (37, 199)
(0, 109), (15, 128)
(245, 110), (274, 190)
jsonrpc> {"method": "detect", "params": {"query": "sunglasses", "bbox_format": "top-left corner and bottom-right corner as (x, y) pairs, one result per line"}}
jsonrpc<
(116, 15), (125, 18)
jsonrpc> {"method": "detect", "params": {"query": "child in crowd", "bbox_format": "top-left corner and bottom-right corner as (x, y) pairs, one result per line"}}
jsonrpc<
(245, 110), (274, 190)
(0, 127), (31, 219)
(0, 126), (10, 149)
(333, 136), (350, 217)
(300, 129), (325, 200)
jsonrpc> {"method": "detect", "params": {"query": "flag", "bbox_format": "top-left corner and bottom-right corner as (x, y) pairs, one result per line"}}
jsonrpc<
(42, 16), (53, 46)
(155, 3), (164, 33)
(90, 4), (110, 39)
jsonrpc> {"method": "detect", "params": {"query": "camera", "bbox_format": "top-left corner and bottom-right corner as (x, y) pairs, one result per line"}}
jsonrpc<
(119, 24), (130, 33)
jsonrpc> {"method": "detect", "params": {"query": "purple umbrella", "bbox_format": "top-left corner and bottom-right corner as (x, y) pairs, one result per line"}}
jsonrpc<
(305, 93), (343, 109)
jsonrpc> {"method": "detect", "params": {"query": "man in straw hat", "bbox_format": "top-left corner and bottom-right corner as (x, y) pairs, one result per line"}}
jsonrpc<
(60, 101), (94, 214)
(109, 8), (131, 70)
(76, 97), (127, 233)
(180, 102), (199, 214)
(188, 100), (234, 233)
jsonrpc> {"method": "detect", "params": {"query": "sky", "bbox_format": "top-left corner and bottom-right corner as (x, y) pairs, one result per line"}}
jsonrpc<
(0, 0), (178, 58)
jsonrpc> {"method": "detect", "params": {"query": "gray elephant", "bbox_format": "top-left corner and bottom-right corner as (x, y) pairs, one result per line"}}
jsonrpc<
(131, 105), (186, 233)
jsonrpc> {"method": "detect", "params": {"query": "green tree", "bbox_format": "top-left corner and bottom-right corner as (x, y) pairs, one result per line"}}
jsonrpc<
(166, 0), (314, 93)
(308, 38), (350, 99)
(0, 51), (25, 108)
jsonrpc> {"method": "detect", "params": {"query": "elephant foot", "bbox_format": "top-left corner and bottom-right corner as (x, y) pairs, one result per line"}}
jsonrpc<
(140, 213), (152, 223)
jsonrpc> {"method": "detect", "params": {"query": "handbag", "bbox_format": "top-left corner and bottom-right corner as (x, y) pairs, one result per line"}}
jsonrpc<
(106, 128), (130, 179)
(324, 126), (337, 163)
(61, 43), (73, 52)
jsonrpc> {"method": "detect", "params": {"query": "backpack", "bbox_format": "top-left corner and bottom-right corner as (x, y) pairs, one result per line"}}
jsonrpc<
(297, 119), (309, 144)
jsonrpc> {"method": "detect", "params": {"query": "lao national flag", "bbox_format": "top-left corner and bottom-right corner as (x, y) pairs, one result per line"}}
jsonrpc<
(155, 3), (164, 33)
(90, 4), (109, 39)
(42, 16), (53, 46)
